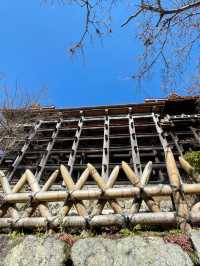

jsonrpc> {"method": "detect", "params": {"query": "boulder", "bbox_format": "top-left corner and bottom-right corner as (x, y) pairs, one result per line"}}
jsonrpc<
(71, 236), (193, 266)
(0, 235), (70, 266)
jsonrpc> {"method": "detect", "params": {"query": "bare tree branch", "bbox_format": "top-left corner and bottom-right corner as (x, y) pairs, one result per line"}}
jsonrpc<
(45, 0), (200, 92)
(141, 1), (200, 15)
(0, 85), (48, 152)
(121, 8), (144, 27)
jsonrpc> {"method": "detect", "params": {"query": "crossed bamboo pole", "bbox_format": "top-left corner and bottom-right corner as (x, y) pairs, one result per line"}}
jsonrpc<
(0, 149), (199, 232)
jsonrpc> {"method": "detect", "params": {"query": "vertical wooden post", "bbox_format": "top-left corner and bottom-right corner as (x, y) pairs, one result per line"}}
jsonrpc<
(68, 111), (84, 176)
(152, 113), (168, 150)
(7, 120), (42, 181)
(165, 148), (191, 232)
(170, 132), (184, 156)
(129, 108), (142, 177)
(102, 109), (110, 180)
(36, 119), (62, 182)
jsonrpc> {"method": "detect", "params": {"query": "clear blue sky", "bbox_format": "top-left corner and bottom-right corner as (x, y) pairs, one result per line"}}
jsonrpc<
(0, 1), (187, 108)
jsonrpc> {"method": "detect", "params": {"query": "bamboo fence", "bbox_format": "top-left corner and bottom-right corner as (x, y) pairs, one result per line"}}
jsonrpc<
(0, 147), (200, 233)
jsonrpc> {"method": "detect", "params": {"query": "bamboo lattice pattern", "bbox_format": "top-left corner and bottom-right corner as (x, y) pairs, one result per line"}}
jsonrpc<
(0, 147), (200, 233)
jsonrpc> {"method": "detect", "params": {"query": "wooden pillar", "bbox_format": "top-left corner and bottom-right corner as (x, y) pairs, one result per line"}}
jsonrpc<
(67, 111), (84, 176)
(129, 108), (142, 177)
(7, 120), (42, 181)
(36, 119), (62, 182)
(102, 109), (109, 180)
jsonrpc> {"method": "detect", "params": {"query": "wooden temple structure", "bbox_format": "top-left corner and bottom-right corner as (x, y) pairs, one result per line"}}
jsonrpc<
(0, 94), (199, 232)
(0, 94), (199, 186)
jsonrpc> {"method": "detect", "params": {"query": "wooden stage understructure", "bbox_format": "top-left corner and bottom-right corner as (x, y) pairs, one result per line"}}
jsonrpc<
(0, 94), (199, 232)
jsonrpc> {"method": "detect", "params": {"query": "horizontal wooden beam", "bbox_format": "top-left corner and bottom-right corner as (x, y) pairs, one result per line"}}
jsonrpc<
(2, 183), (200, 203)
(0, 212), (200, 229)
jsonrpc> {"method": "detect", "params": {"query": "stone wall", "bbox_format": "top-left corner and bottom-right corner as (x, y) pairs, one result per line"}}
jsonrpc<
(1, 231), (200, 266)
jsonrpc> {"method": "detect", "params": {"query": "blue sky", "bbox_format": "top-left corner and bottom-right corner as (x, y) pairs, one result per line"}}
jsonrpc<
(0, 1), (187, 108)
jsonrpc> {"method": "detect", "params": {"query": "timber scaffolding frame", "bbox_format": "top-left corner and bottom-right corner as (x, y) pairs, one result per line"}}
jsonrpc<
(0, 95), (199, 232)
(0, 95), (199, 186)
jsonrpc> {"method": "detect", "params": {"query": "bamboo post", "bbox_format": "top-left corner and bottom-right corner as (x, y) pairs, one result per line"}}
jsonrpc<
(88, 164), (122, 214)
(0, 170), (19, 219)
(87, 163), (106, 190)
(60, 165), (87, 216)
(106, 166), (122, 214)
(12, 172), (36, 219)
(25, 170), (51, 218)
(179, 156), (200, 182)
(12, 171), (35, 219)
(179, 156), (200, 220)
(122, 161), (160, 212)
(12, 172), (37, 220)
(13, 169), (60, 193)
(141, 161), (152, 186)
(106, 166), (119, 188)
(191, 202), (200, 213)
(165, 148), (191, 232)
(12, 172), (27, 193)
(91, 166), (121, 216)
(42, 170), (59, 191)
(130, 161), (153, 214)
(74, 168), (90, 190)
(0, 170), (12, 193)
(23, 170), (59, 218)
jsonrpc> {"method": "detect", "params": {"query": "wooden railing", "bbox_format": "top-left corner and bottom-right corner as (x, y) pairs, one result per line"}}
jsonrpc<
(0, 147), (199, 233)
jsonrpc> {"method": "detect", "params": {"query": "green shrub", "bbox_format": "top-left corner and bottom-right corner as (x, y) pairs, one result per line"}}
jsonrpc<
(184, 151), (200, 173)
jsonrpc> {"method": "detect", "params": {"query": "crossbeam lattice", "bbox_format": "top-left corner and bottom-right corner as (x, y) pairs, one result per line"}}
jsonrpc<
(0, 148), (199, 233)
(0, 112), (199, 186)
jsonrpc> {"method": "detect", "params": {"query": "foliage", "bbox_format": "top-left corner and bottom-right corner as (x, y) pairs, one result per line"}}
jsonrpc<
(163, 234), (193, 252)
(164, 233), (200, 265)
(58, 233), (76, 247)
(119, 228), (135, 237)
(9, 231), (25, 239)
(184, 151), (200, 173)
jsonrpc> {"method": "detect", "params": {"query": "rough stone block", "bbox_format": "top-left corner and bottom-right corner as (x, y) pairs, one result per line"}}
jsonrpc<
(0, 235), (70, 266)
(71, 237), (193, 266)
